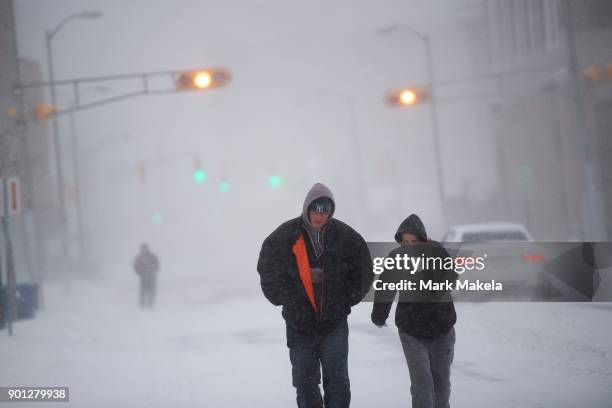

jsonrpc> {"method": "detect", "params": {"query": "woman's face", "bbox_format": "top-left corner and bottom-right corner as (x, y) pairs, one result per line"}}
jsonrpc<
(401, 232), (419, 245)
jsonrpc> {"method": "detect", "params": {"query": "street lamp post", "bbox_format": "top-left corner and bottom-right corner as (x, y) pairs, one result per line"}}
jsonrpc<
(68, 102), (85, 260)
(378, 24), (447, 230)
(563, 1), (607, 241)
(317, 91), (367, 226)
(55, 85), (109, 271)
(44, 10), (101, 270)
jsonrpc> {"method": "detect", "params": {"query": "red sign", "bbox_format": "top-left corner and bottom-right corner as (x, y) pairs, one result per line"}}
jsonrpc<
(7, 177), (20, 216)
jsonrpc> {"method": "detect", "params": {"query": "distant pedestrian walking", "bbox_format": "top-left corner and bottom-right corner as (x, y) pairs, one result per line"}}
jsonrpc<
(133, 244), (159, 309)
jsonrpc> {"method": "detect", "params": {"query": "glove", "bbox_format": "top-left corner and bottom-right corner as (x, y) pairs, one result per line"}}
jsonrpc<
(371, 312), (387, 328)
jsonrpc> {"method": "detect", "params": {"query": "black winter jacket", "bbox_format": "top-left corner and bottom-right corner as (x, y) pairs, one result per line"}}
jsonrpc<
(258, 217), (373, 335)
(372, 214), (458, 339)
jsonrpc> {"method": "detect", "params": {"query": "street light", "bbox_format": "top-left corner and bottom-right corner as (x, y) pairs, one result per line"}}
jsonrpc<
(378, 23), (447, 229)
(61, 86), (110, 270)
(316, 90), (367, 226)
(45, 10), (102, 270)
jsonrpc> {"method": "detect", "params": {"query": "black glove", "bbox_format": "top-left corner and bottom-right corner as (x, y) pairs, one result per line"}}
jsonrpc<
(371, 312), (387, 328)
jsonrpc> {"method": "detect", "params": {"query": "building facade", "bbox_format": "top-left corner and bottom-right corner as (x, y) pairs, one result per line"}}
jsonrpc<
(1, 0), (56, 286)
(458, 0), (611, 240)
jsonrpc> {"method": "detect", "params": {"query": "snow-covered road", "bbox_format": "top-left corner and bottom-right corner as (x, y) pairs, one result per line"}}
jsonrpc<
(1, 273), (611, 407)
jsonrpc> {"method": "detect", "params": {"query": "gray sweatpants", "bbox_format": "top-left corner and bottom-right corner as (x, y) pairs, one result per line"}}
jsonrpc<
(398, 327), (455, 408)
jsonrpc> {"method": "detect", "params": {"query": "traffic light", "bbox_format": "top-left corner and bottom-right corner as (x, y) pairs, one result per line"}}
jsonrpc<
(151, 212), (163, 224)
(175, 68), (231, 91)
(583, 63), (612, 82)
(192, 157), (206, 184)
(218, 180), (230, 193)
(193, 169), (206, 184)
(583, 66), (605, 81)
(385, 86), (431, 107)
(34, 104), (57, 119)
(268, 175), (283, 189)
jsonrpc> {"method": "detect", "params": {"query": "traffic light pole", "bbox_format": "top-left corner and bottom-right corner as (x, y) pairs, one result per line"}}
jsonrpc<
(45, 30), (70, 274)
(14, 69), (212, 119)
(68, 106), (86, 265)
(564, 0), (607, 241)
(378, 24), (447, 231)
(1, 180), (17, 336)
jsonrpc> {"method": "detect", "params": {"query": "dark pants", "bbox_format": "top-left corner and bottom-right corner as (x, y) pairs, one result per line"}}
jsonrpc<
(399, 327), (455, 408)
(139, 274), (156, 309)
(287, 319), (350, 408)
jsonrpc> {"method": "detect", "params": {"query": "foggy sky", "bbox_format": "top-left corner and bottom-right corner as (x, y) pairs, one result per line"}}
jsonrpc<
(13, 0), (499, 277)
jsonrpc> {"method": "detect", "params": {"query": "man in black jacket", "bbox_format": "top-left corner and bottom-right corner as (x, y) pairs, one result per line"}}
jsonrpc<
(133, 243), (160, 309)
(257, 182), (372, 408)
(372, 214), (457, 408)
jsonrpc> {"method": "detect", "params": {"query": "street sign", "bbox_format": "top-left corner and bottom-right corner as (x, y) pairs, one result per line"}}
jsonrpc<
(0, 178), (20, 216)
(8, 178), (20, 215)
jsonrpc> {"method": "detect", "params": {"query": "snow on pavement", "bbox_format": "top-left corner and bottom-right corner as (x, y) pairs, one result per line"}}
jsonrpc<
(1, 273), (611, 407)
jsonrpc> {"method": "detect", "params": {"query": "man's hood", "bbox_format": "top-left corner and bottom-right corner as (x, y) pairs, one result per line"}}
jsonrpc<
(394, 214), (428, 243)
(301, 183), (335, 227)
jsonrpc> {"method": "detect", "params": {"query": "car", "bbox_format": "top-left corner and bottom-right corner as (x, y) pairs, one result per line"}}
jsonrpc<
(442, 222), (534, 243)
(441, 222), (546, 300)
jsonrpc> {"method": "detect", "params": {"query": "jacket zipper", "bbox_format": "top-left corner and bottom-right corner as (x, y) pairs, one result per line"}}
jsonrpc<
(304, 226), (325, 317)
(320, 258), (325, 316)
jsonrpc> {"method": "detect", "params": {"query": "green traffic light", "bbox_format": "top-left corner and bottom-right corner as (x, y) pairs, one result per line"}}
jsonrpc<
(193, 169), (206, 184)
(268, 175), (282, 189)
(218, 180), (230, 193)
(152, 212), (163, 224)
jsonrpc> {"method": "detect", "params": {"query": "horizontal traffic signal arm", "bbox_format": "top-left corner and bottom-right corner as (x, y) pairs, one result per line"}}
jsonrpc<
(12, 67), (232, 120)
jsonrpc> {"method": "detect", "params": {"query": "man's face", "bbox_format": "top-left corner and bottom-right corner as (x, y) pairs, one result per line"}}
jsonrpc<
(309, 210), (330, 229)
(401, 232), (419, 245)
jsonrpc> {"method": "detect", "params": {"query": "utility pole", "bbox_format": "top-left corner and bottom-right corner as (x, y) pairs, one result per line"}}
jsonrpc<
(378, 24), (447, 231)
(1, 179), (17, 336)
(44, 11), (102, 276)
(564, 0), (607, 241)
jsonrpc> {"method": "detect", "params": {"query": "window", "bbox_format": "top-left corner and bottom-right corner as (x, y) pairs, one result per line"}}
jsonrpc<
(462, 230), (529, 242)
(529, 0), (546, 53)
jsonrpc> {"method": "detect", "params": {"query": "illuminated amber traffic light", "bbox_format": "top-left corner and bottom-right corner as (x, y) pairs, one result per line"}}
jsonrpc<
(193, 71), (212, 89)
(175, 68), (231, 91)
(34, 104), (57, 119)
(583, 66), (605, 81)
(385, 86), (431, 107)
(399, 89), (417, 105)
(583, 63), (612, 82)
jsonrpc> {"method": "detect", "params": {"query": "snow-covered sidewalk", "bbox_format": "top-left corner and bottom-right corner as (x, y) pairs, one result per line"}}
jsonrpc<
(1, 274), (611, 407)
